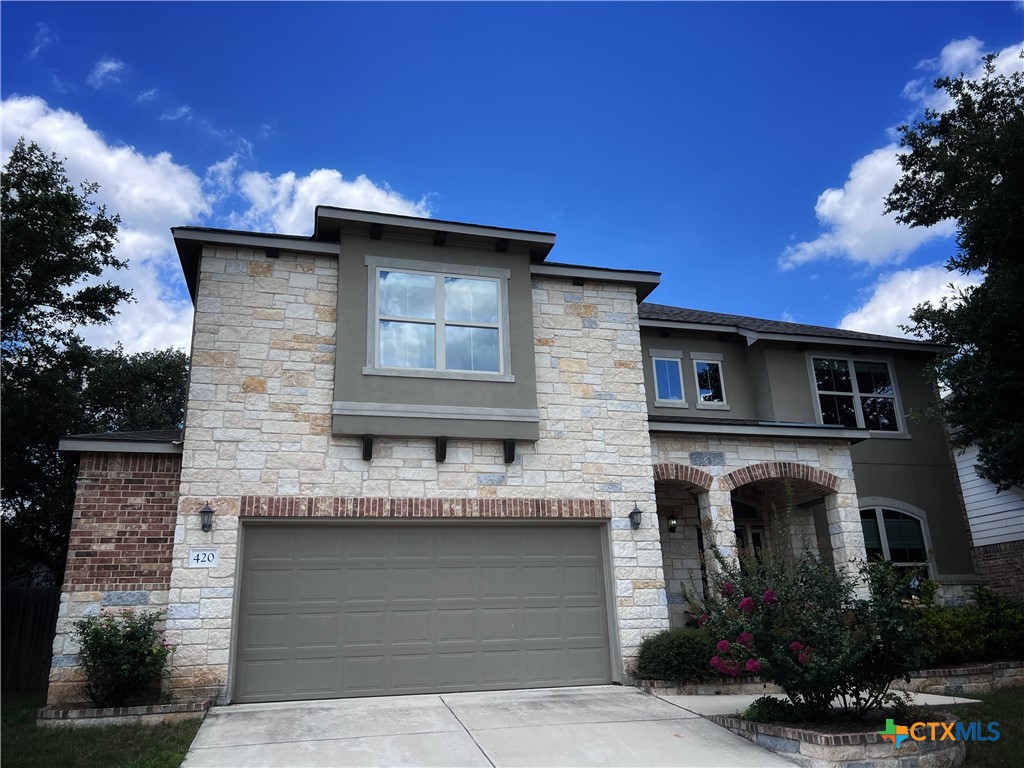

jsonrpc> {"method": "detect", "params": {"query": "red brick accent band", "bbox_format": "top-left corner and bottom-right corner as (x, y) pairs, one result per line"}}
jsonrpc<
(239, 496), (612, 519)
(652, 463), (714, 492)
(63, 452), (181, 592)
(721, 462), (840, 492)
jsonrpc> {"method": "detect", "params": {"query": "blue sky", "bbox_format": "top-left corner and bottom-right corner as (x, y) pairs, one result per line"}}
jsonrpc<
(2, 2), (1021, 352)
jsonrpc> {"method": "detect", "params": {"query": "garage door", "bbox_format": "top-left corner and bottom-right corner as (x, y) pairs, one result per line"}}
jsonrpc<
(234, 523), (612, 703)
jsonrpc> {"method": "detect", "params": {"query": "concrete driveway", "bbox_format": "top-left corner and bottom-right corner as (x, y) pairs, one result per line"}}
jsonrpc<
(181, 685), (793, 767)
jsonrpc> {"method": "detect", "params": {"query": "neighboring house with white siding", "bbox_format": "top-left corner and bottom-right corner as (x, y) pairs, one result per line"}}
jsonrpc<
(953, 444), (1024, 598)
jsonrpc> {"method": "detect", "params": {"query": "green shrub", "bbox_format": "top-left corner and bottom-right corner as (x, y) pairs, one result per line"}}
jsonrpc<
(743, 695), (799, 723)
(698, 540), (928, 721)
(634, 628), (715, 682)
(72, 609), (174, 708)
(916, 588), (1024, 666)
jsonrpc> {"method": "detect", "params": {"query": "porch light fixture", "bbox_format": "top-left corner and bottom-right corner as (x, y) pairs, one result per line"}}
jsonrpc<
(668, 514), (678, 534)
(199, 504), (215, 533)
(629, 504), (643, 530)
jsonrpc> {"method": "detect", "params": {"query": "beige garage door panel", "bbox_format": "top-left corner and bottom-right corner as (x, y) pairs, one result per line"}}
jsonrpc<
(234, 523), (612, 703)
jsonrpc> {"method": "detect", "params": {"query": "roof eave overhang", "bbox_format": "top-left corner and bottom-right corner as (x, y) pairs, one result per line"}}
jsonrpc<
(639, 319), (946, 353)
(648, 420), (871, 444)
(314, 206), (557, 262)
(530, 264), (661, 300)
(58, 438), (184, 455)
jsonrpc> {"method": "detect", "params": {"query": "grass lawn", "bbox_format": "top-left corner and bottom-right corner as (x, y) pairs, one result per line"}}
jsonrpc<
(940, 688), (1024, 767)
(1, 690), (201, 768)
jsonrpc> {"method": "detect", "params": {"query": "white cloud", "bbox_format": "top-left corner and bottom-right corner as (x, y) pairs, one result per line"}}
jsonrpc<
(136, 88), (158, 103)
(87, 58), (126, 88)
(783, 37), (1022, 272)
(1, 96), (208, 352)
(232, 168), (431, 235)
(779, 146), (955, 270)
(839, 265), (983, 338)
(160, 105), (192, 122)
(28, 23), (55, 59)
(1, 96), (433, 351)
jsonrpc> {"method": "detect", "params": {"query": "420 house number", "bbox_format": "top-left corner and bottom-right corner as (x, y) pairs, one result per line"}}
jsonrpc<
(188, 548), (219, 568)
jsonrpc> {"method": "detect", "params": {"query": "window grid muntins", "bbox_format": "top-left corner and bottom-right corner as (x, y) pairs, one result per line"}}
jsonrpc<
(813, 357), (899, 432)
(860, 508), (929, 569)
(377, 269), (502, 374)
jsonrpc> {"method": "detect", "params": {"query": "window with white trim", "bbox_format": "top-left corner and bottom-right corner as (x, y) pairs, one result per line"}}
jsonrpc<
(812, 357), (901, 431)
(367, 259), (511, 378)
(860, 507), (930, 572)
(653, 357), (687, 406)
(691, 352), (728, 409)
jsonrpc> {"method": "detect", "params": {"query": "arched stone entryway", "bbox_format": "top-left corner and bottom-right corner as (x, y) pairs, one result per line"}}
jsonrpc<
(653, 454), (868, 626)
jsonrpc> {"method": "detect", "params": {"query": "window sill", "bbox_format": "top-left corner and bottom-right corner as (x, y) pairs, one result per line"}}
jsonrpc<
(655, 399), (689, 409)
(695, 402), (730, 410)
(362, 366), (516, 383)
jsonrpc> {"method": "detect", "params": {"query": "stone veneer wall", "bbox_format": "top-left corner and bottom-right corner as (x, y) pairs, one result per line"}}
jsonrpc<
(650, 434), (865, 585)
(47, 452), (182, 706)
(973, 540), (1024, 599)
(166, 247), (667, 702)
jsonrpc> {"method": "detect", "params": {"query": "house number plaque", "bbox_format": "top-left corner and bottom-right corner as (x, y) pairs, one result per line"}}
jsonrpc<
(188, 548), (219, 568)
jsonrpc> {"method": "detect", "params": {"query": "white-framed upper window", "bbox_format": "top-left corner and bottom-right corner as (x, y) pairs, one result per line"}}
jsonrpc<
(365, 256), (512, 381)
(809, 356), (903, 432)
(690, 352), (728, 409)
(859, 504), (933, 576)
(649, 349), (687, 407)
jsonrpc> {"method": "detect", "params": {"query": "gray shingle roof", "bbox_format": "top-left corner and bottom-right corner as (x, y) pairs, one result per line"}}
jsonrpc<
(639, 303), (933, 346)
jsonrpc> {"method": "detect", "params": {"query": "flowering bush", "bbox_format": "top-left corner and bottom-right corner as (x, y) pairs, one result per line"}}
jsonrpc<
(72, 608), (175, 708)
(696, 539), (928, 721)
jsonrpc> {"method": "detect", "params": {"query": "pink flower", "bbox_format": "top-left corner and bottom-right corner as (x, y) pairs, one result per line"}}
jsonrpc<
(722, 582), (735, 597)
(710, 655), (723, 673)
(738, 596), (755, 613)
(745, 658), (762, 674)
(697, 613), (710, 627)
(789, 641), (804, 653)
(736, 631), (753, 647)
(716, 639), (731, 653)
(798, 652), (810, 665)
(762, 588), (778, 605)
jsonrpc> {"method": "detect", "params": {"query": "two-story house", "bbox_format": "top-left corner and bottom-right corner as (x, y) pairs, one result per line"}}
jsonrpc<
(48, 207), (977, 707)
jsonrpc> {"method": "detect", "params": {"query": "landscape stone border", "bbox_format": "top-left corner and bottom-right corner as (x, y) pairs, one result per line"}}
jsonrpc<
(894, 660), (1023, 696)
(37, 700), (210, 729)
(634, 676), (783, 696)
(707, 713), (966, 768)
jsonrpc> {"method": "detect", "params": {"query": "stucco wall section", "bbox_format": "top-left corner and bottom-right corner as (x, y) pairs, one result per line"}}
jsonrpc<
(168, 248), (665, 702)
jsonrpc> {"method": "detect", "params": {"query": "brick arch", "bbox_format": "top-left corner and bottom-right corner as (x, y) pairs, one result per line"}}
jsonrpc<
(652, 463), (713, 492)
(721, 462), (840, 493)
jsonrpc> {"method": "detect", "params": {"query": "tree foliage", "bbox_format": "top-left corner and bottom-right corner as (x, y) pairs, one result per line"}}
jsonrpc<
(1, 139), (189, 585)
(885, 52), (1024, 490)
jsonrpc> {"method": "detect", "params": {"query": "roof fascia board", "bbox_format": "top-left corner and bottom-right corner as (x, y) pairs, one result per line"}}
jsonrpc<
(316, 207), (556, 249)
(648, 421), (869, 443)
(531, 264), (661, 299)
(639, 319), (943, 352)
(172, 229), (339, 256)
(58, 439), (183, 455)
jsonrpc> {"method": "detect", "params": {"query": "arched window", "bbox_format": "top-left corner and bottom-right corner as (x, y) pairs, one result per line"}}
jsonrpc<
(859, 502), (933, 575)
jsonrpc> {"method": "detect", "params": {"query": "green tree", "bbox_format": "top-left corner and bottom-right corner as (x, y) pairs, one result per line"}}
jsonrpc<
(1, 139), (189, 585)
(885, 52), (1024, 490)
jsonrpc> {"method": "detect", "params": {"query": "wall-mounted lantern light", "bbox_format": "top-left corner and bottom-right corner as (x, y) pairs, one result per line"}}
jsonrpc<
(668, 514), (678, 534)
(629, 504), (643, 530)
(199, 503), (215, 533)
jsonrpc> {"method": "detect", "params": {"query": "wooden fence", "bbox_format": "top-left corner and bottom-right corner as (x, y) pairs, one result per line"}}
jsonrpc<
(2, 587), (61, 690)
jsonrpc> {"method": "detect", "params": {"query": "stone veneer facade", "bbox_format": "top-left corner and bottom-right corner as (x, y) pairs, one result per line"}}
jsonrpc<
(162, 247), (667, 703)
(48, 452), (181, 705)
